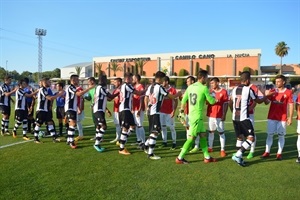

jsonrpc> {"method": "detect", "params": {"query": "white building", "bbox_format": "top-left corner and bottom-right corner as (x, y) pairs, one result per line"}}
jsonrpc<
(60, 62), (93, 79)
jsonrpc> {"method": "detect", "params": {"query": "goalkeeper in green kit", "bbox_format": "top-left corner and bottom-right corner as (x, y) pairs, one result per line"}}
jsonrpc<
(176, 70), (217, 164)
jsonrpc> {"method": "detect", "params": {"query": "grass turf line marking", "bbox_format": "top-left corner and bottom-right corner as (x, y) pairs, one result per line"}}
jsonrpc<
(0, 139), (33, 149)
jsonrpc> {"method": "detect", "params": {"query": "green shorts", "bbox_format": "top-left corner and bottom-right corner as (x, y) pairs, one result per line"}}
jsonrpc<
(189, 119), (206, 137)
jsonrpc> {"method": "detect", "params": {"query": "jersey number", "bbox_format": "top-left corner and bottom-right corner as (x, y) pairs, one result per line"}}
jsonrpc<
(149, 93), (157, 105)
(189, 93), (197, 105)
(234, 95), (241, 109)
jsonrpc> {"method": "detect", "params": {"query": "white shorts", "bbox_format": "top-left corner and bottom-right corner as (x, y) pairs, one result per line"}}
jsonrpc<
(297, 120), (300, 134)
(113, 112), (119, 125)
(77, 111), (85, 122)
(208, 117), (225, 132)
(267, 119), (286, 135)
(133, 110), (145, 127)
(160, 113), (175, 127)
(249, 114), (254, 126)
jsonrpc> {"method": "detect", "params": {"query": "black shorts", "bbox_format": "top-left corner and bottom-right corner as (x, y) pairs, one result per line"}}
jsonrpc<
(36, 111), (52, 125)
(149, 114), (161, 134)
(56, 107), (65, 119)
(0, 105), (11, 116)
(233, 119), (255, 138)
(66, 110), (77, 121)
(15, 110), (27, 122)
(119, 110), (135, 129)
(94, 111), (106, 126)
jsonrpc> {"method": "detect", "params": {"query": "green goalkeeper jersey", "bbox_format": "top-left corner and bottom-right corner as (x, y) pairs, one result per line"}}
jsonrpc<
(182, 82), (216, 123)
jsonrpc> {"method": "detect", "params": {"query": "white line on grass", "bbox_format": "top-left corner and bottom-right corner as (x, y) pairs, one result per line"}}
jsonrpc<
(0, 140), (33, 149)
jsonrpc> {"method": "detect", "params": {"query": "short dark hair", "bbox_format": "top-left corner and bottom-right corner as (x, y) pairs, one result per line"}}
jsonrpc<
(57, 82), (65, 88)
(124, 72), (133, 79)
(186, 76), (195, 83)
(134, 74), (141, 81)
(42, 77), (49, 82)
(87, 77), (96, 83)
(163, 76), (170, 83)
(24, 77), (29, 84)
(240, 71), (251, 82)
(99, 74), (107, 86)
(4, 75), (12, 81)
(210, 77), (220, 83)
(18, 79), (25, 86)
(70, 74), (79, 80)
(197, 70), (208, 80)
(114, 77), (122, 84)
(275, 74), (286, 82)
(155, 71), (166, 79)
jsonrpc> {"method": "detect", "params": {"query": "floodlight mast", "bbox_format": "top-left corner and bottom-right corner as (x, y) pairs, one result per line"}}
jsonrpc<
(35, 28), (47, 81)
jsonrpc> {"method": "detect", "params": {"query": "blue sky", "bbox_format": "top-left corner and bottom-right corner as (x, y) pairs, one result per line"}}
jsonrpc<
(0, 0), (299, 73)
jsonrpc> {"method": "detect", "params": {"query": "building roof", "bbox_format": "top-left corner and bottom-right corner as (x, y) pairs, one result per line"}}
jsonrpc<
(62, 62), (92, 68)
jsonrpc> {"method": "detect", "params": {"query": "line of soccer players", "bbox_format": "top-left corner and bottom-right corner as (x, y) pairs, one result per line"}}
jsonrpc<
(1, 72), (299, 164)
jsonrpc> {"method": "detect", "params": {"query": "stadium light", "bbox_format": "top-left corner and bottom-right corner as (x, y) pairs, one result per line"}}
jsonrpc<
(35, 28), (47, 81)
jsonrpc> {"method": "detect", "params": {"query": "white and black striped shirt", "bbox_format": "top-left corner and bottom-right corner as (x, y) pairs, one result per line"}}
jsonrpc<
(145, 83), (168, 115)
(0, 83), (11, 106)
(15, 88), (27, 110)
(231, 84), (257, 121)
(36, 87), (50, 112)
(65, 84), (77, 112)
(119, 83), (135, 112)
(93, 85), (108, 113)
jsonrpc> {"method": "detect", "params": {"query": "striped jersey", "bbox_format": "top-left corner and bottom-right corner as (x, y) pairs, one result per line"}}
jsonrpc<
(231, 84), (257, 121)
(64, 84), (77, 112)
(119, 83), (135, 111)
(36, 87), (50, 112)
(93, 85), (108, 113)
(145, 83), (168, 115)
(0, 83), (11, 106)
(15, 88), (27, 110)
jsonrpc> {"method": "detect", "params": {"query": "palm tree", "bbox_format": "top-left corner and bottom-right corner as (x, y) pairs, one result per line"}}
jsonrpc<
(95, 63), (103, 77)
(134, 59), (147, 75)
(275, 41), (290, 74)
(107, 62), (123, 76)
(70, 66), (84, 76)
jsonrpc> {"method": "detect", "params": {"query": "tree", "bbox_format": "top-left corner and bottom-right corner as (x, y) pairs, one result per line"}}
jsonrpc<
(70, 66), (84, 76)
(52, 68), (61, 78)
(95, 63), (103, 77)
(176, 69), (189, 89)
(134, 59), (147, 75)
(195, 62), (200, 76)
(107, 62), (123, 76)
(275, 41), (290, 74)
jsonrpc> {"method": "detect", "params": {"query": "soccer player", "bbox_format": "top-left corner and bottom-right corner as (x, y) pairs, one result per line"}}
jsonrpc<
(296, 91), (300, 163)
(159, 76), (178, 150)
(93, 75), (119, 152)
(144, 71), (181, 160)
(65, 75), (95, 149)
(23, 77), (35, 134)
(230, 71), (270, 167)
(55, 82), (66, 136)
(261, 74), (294, 160)
(34, 78), (64, 143)
(12, 79), (38, 140)
(132, 74), (146, 149)
(206, 77), (228, 157)
(176, 70), (216, 164)
(84, 77), (97, 140)
(74, 85), (85, 141)
(109, 77), (122, 144)
(0, 75), (17, 136)
(118, 72), (144, 155)
(244, 83), (260, 159)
